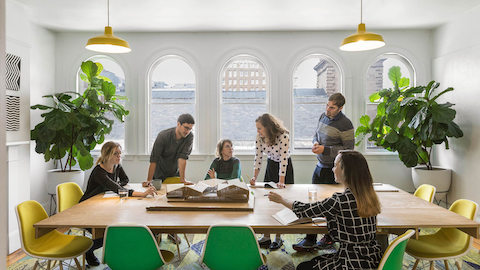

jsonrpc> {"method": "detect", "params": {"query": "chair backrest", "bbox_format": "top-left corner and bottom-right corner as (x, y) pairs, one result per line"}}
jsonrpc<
(56, 182), (84, 213)
(413, 184), (436, 203)
(15, 200), (49, 255)
(103, 224), (166, 270)
(378, 229), (415, 270)
(438, 199), (479, 253)
(201, 224), (265, 270)
(162, 176), (181, 184)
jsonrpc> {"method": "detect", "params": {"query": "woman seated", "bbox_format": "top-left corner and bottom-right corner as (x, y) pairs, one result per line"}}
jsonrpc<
(79, 141), (156, 266)
(268, 150), (383, 270)
(205, 139), (241, 180)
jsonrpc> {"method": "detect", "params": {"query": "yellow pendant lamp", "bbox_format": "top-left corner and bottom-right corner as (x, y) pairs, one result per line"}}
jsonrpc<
(86, 0), (131, 54)
(340, 0), (385, 51)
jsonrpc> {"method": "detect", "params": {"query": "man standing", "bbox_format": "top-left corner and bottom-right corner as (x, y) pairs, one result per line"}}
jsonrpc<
(144, 113), (195, 186)
(293, 93), (354, 252)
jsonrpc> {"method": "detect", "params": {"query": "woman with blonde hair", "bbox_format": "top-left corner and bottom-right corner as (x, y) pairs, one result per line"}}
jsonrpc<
(80, 141), (156, 266)
(250, 113), (294, 250)
(205, 139), (241, 180)
(268, 150), (382, 269)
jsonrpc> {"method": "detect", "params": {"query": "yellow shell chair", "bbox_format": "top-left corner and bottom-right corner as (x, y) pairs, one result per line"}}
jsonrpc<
(16, 200), (93, 270)
(406, 199), (478, 270)
(414, 184), (436, 203)
(56, 182), (84, 213)
(157, 176), (191, 258)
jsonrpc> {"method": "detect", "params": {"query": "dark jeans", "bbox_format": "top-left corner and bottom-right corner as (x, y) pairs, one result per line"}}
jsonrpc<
(307, 165), (336, 242)
(86, 228), (103, 256)
(265, 158), (294, 184)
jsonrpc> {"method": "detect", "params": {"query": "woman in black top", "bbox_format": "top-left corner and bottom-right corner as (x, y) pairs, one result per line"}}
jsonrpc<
(81, 141), (156, 266)
(205, 139), (242, 180)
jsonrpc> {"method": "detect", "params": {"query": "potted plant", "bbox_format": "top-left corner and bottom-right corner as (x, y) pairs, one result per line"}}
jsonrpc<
(31, 61), (129, 194)
(355, 66), (463, 192)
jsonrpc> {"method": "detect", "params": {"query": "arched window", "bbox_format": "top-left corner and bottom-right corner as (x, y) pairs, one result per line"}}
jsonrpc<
(365, 53), (415, 150)
(76, 55), (126, 151)
(292, 54), (342, 149)
(149, 56), (196, 149)
(220, 55), (268, 150)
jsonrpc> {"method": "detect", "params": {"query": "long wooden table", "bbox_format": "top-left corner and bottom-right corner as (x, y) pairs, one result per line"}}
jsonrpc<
(34, 184), (480, 240)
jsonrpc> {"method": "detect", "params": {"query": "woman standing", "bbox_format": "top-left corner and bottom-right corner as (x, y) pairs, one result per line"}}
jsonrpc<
(205, 139), (242, 180)
(250, 113), (294, 250)
(80, 141), (157, 266)
(268, 150), (383, 269)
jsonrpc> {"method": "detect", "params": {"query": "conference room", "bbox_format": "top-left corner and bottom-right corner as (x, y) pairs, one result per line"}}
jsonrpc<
(2, 0), (480, 269)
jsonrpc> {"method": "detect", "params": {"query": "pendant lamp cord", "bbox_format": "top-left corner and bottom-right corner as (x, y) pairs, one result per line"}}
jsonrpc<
(107, 0), (110, 26)
(360, 0), (363, 23)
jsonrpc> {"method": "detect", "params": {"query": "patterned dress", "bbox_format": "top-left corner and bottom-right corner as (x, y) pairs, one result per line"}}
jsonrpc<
(292, 188), (382, 270)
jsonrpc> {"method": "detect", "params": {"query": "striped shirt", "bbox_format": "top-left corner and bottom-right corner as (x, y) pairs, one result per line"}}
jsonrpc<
(254, 132), (290, 176)
(313, 111), (354, 168)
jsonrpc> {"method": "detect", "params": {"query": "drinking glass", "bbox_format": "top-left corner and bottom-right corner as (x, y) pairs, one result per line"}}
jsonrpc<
(308, 188), (317, 201)
(118, 188), (128, 200)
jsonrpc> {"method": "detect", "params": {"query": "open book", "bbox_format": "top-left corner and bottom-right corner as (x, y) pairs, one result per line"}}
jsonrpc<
(272, 208), (326, 225)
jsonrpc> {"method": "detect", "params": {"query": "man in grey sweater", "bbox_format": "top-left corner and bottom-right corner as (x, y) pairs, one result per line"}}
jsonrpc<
(293, 93), (355, 252)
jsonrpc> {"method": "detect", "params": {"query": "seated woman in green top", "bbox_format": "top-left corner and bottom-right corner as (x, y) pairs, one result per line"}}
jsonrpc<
(205, 139), (242, 180)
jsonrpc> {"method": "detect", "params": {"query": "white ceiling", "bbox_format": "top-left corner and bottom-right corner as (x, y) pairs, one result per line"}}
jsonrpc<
(14, 0), (480, 32)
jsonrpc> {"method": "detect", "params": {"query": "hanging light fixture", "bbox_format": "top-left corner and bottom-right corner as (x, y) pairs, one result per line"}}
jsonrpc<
(340, 0), (385, 51)
(86, 0), (131, 53)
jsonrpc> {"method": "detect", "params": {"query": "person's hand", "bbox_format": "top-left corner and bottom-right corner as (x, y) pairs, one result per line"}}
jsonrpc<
(183, 179), (193, 185)
(312, 143), (325, 154)
(208, 168), (216, 179)
(268, 192), (283, 204)
(142, 181), (151, 187)
(250, 177), (256, 186)
(277, 181), (286, 189)
(143, 186), (157, 197)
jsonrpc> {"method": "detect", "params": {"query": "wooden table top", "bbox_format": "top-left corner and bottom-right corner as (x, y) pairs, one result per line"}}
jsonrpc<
(34, 183), (480, 239)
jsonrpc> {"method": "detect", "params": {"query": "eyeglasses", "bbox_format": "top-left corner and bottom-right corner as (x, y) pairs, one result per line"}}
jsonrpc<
(182, 125), (193, 131)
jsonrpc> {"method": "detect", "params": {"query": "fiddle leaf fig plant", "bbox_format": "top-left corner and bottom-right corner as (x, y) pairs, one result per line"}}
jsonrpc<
(31, 61), (129, 171)
(355, 66), (463, 169)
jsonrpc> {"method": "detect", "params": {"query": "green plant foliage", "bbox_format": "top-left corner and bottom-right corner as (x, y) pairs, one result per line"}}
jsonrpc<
(355, 66), (463, 170)
(31, 61), (129, 171)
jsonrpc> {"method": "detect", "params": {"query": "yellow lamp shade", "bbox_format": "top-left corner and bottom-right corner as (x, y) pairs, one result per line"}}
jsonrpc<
(340, 23), (385, 51)
(86, 26), (131, 54)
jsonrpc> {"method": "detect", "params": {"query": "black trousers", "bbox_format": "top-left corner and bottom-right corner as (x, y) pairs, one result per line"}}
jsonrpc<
(307, 165), (336, 241)
(86, 228), (103, 255)
(264, 158), (294, 184)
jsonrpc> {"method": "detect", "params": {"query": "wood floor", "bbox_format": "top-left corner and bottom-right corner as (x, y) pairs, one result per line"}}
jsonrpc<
(7, 238), (480, 267)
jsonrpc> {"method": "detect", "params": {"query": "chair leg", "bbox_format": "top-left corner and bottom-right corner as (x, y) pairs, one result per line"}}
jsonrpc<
(429, 261), (434, 270)
(83, 253), (86, 270)
(412, 259), (420, 270)
(444, 260), (449, 270)
(47, 260), (52, 270)
(32, 260), (39, 270)
(175, 237), (181, 259)
(183, 233), (191, 247)
(74, 257), (82, 270)
(156, 233), (162, 244)
(455, 260), (462, 270)
(59, 260), (64, 270)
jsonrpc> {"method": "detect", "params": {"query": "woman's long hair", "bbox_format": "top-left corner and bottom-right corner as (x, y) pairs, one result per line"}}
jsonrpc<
(255, 113), (288, 146)
(96, 141), (121, 165)
(338, 150), (381, 217)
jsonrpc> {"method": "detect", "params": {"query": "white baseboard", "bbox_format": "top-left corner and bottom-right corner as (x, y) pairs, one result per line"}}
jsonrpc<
(8, 229), (20, 254)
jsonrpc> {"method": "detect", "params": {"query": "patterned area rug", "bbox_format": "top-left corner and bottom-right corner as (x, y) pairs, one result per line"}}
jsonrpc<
(8, 232), (480, 269)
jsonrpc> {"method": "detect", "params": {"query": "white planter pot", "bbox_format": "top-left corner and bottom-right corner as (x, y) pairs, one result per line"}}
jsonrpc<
(411, 166), (451, 193)
(47, 169), (85, 195)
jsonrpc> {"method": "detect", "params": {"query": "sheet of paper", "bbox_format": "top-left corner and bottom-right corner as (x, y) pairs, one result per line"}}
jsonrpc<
(103, 191), (119, 198)
(248, 182), (279, 189)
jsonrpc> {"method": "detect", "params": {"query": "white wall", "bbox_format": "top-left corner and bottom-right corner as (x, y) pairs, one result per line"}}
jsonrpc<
(5, 0), (55, 254)
(55, 30), (430, 192)
(433, 5), (480, 207)
(1, 0), (8, 265)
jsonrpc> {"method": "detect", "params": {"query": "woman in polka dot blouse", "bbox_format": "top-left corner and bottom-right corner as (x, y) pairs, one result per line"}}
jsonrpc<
(250, 113), (294, 250)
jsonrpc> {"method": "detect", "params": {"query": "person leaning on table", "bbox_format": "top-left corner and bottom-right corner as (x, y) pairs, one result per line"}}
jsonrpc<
(250, 113), (294, 250)
(268, 150), (382, 270)
(205, 139), (241, 180)
(80, 141), (157, 267)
